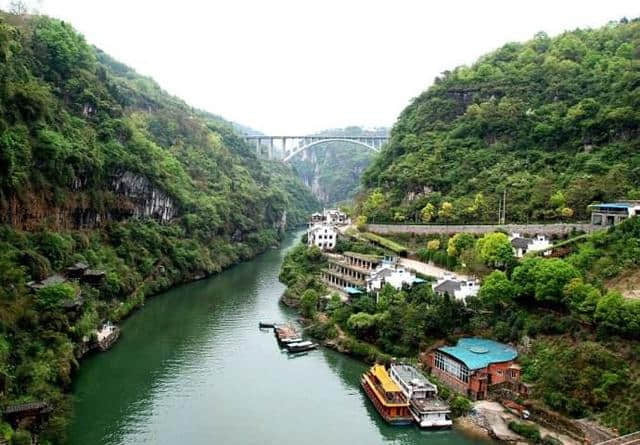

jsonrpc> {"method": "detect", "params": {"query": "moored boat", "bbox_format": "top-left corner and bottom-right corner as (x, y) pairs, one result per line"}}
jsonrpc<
(274, 324), (302, 345)
(286, 340), (318, 353)
(361, 364), (413, 425)
(389, 363), (452, 428)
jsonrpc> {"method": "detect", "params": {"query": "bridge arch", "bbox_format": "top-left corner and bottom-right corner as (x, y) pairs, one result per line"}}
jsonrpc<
(282, 138), (380, 163)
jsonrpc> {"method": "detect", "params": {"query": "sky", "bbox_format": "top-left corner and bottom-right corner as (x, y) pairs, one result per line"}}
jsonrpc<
(5, 0), (640, 134)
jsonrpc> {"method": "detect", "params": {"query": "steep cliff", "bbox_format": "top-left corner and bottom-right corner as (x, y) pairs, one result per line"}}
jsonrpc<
(289, 127), (387, 205)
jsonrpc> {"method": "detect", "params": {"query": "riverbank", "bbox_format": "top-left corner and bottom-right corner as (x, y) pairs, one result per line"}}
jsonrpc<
(67, 229), (490, 445)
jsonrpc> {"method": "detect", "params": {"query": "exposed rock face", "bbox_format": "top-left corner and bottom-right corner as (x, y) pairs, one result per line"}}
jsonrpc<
(1, 171), (177, 230)
(111, 171), (176, 223)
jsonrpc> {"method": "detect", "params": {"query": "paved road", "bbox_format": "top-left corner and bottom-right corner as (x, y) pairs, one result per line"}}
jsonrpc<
(399, 257), (468, 281)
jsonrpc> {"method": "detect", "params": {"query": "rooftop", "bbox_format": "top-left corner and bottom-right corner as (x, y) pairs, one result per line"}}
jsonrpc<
(438, 338), (517, 370)
(372, 364), (402, 393)
(391, 364), (437, 392)
(589, 201), (640, 209)
(433, 279), (462, 295)
(511, 237), (532, 249)
(343, 251), (383, 262)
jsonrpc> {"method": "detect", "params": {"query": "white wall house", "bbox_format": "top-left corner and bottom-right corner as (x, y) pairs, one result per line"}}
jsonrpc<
(366, 261), (419, 298)
(309, 209), (350, 227)
(432, 275), (479, 302)
(509, 233), (552, 258)
(307, 224), (337, 251)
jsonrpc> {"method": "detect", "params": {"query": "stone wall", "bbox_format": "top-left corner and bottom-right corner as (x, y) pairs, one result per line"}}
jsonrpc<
(368, 223), (594, 237)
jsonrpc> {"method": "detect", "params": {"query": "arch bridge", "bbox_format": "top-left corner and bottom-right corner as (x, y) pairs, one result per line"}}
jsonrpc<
(243, 135), (388, 162)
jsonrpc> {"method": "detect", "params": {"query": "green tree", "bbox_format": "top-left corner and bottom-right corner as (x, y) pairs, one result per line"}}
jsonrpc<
(476, 232), (514, 269)
(36, 283), (76, 310)
(438, 201), (454, 223)
(447, 233), (475, 257)
(300, 289), (319, 317)
(478, 270), (515, 308)
(420, 203), (435, 223)
(427, 239), (440, 251)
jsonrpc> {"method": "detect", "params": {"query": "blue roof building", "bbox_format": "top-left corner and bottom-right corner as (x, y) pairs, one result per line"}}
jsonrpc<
(589, 201), (640, 227)
(438, 338), (517, 370)
(429, 338), (521, 400)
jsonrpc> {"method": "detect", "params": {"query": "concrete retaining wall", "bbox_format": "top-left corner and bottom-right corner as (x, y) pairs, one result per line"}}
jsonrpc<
(367, 223), (594, 237)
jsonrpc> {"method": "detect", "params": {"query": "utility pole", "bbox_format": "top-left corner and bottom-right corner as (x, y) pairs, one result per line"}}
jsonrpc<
(498, 196), (502, 224)
(503, 189), (507, 224)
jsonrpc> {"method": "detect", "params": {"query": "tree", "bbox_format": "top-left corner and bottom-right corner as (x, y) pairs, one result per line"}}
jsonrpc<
(447, 233), (475, 257)
(392, 210), (406, 222)
(476, 232), (514, 269)
(438, 201), (454, 223)
(420, 203), (435, 223)
(355, 215), (367, 232)
(531, 259), (580, 304)
(563, 278), (601, 318)
(427, 239), (440, 251)
(347, 312), (377, 338)
(362, 189), (386, 222)
(300, 289), (319, 317)
(478, 270), (515, 308)
(561, 207), (574, 219)
(550, 191), (566, 209)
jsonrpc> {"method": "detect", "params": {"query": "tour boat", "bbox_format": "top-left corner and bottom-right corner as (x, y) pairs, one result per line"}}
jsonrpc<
(361, 364), (413, 425)
(389, 364), (452, 428)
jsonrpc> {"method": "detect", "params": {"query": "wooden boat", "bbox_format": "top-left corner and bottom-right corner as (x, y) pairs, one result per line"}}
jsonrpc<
(389, 364), (452, 428)
(361, 364), (413, 425)
(286, 340), (318, 353)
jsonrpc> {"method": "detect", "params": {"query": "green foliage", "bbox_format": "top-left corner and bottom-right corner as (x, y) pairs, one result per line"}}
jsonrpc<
(289, 127), (384, 205)
(0, 11), (320, 443)
(508, 421), (541, 443)
(359, 232), (408, 255)
(522, 340), (628, 423)
(449, 395), (472, 417)
(476, 232), (515, 270)
(300, 289), (319, 317)
(512, 257), (580, 304)
(478, 270), (514, 307)
(36, 283), (76, 310)
(362, 19), (640, 223)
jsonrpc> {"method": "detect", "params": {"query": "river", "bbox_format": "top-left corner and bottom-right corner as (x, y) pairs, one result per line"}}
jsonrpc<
(68, 230), (491, 445)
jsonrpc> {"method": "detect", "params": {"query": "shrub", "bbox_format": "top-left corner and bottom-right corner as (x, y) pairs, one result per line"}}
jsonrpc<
(508, 421), (541, 443)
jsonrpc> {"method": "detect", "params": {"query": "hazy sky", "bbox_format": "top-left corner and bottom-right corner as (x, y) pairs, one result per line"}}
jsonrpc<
(7, 1), (640, 134)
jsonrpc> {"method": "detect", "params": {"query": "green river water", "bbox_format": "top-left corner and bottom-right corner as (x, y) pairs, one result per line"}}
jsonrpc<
(68, 231), (492, 445)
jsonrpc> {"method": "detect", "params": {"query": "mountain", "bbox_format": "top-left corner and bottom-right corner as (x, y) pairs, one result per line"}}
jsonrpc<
(361, 18), (640, 223)
(290, 126), (388, 205)
(0, 11), (318, 442)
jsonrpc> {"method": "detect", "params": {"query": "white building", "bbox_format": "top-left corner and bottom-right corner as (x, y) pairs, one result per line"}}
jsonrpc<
(308, 208), (350, 227)
(432, 274), (479, 302)
(307, 224), (337, 251)
(366, 258), (422, 297)
(509, 233), (552, 258)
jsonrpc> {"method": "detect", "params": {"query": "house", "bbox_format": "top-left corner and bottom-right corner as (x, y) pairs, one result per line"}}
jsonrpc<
(366, 258), (424, 297)
(427, 338), (521, 400)
(509, 233), (552, 257)
(308, 208), (350, 227)
(307, 223), (338, 251)
(432, 275), (479, 302)
(589, 201), (640, 227)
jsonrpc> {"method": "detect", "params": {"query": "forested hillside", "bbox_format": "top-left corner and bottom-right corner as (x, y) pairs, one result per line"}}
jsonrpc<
(0, 11), (317, 443)
(361, 18), (640, 223)
(290, 127), (386, 205)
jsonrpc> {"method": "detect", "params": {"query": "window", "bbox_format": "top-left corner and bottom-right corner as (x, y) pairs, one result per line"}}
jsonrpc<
(434, 351), (469, 383)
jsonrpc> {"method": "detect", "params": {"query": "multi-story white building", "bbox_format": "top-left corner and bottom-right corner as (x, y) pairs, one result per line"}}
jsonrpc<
(308, 209), (350, 227)
(307, 224), (337, 251)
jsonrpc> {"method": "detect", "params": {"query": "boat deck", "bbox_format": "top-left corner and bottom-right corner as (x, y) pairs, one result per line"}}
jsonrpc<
(411, 397), (450, 413)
